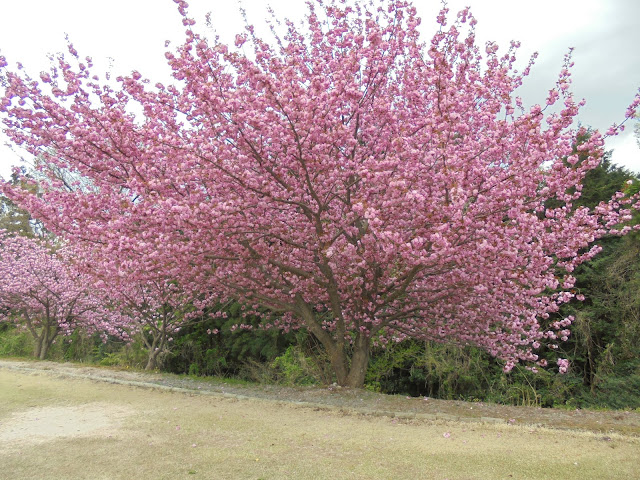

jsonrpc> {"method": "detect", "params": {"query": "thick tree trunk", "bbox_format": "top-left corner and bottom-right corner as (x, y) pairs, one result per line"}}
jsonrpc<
(345, 337), (371, 389)
(32, 323), (57, 360)
(324, 341), (371, 388)
(38, 332), (57, 360)
(311, 331), (371, 388)
(327, 347), (349, 386)
(145, 334), (166, 370)
(145, 349), (161, 370)
(34, 335), (44, 359)
(322, 341), (371, 388)
(141, 329), (163, 370)
(295, 296), (372, 388)
(33, 335), (54, 359)
(39, 342), (49, 360)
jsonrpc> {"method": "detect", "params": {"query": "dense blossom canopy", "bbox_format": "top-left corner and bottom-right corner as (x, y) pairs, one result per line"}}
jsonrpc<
(1, 0), (638, 385)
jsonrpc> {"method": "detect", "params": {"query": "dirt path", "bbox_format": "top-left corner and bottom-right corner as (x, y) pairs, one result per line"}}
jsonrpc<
(1, 359), (639, 480)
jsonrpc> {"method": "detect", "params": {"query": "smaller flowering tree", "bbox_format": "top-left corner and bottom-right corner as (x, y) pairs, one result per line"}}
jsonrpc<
(95, 275), (204, 370)
(76, 239), (209, 370)
(0, 230), (128, 359)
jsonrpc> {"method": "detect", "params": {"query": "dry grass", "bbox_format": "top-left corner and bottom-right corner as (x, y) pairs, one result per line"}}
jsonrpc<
(1, 369), (638, 480)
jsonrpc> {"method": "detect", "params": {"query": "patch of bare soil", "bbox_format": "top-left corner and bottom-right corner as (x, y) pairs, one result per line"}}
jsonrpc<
(0, 403), (131, 447)
(1, 358), (638, 436)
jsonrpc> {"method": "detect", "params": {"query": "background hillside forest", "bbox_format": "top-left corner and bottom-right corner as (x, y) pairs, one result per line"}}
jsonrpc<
(1, 147), (639, 410)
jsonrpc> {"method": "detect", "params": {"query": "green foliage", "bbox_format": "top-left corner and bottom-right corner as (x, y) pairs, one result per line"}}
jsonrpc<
(59, 330), (105, 362)
(573, 151), (635, 210)
(164, 302), (298, 378)
(0, 324), (34, 357)
(365, 336), (640, 409)
(0, 323), (147, 369)
(554, 204), (640, 404)
(487, 367), (582, 408)
(366, 341), (500, 399)
(269, 345), (322, 386)
(97, 340), (148, 369)
(581, 372), (640, 409)
(0, 195), (33, 237)
(544, 151), (640, 408)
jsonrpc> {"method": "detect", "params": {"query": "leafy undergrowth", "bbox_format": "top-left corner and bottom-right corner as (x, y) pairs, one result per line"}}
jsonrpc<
(1, 358), (638, 437)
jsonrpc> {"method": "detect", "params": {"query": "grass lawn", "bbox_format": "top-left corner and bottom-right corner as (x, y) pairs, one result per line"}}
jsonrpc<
(1, 368), (638, 480)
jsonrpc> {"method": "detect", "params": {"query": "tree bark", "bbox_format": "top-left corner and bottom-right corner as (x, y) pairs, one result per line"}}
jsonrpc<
(145, 333), (165, 370)
(31, 317), (57, 360)
(345, 335), (370, 388)
(37, 329), (57, 360)
(39, 340), (48, 360)
(145, 348), (161, 370)
(294, 296), (373, 388)
(326, 345), (349, 386)
(34, 335), (44, 359)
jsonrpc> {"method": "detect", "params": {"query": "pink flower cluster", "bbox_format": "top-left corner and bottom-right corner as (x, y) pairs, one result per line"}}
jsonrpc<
(0, 231), (130, 357)
(1, 0), (638, 381)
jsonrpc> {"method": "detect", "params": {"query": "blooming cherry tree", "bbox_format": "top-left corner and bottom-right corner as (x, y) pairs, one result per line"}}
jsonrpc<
(1, 0), (638, 386)
(92, 271), (205, 370)
(0, 231), (128, 359)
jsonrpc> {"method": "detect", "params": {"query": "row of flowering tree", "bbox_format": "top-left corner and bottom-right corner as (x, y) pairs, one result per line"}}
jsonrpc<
(1, 0), (638, 386)
(0, 226), (203, 367)
(0, 231), (130, 359)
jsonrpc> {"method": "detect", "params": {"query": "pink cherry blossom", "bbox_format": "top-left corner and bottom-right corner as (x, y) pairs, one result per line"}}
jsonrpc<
(1, 0), (638, 386)
(0, 231), (130, 359)
(557, 358), (570, 374)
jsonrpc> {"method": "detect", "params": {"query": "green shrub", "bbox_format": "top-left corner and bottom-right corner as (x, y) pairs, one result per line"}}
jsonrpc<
(270, 345), (320, 386)
(97, 340), (148, 369)
(366, 340), (498, 399)
(60, 330), (104, 362)
(0, 325), (34, 357)
(164, 302), (299, 378)
(584, 374), (640, 409)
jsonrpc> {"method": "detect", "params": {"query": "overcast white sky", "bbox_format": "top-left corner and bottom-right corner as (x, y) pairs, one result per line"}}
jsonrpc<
(0, 0), (638, 179)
